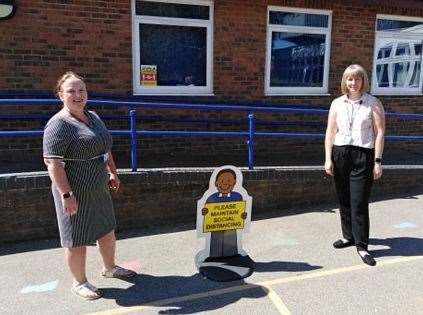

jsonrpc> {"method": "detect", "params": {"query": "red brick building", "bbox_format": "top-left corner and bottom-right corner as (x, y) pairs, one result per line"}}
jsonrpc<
(0, 0), (422, 169)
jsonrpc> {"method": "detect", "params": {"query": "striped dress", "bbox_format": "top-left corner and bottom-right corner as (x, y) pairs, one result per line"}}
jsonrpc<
(43, 109), (116, 248)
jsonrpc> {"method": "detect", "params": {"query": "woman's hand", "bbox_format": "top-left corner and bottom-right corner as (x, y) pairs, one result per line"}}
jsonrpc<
(62, 195), (78, 216)
(373, 164), (383, 180)
(108, 173), (121, 192)
(324, 160), (334, 176)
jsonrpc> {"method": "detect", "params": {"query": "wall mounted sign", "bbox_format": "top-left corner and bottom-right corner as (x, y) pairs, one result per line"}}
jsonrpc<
(140, 65), (157, 86)
(0, 0), (16, 20)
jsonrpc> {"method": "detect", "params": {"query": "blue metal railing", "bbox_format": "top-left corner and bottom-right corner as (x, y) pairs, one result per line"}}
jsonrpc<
(1, 98), (423, 171)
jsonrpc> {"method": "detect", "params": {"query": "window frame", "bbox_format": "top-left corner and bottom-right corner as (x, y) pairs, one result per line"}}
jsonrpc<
(372, 14), (423, 96)
(265, 6), (332, 96)
(131, 0), (214, 95)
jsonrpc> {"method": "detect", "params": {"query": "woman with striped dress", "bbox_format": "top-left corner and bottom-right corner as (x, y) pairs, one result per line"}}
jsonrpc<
(43, 72), (136, 300)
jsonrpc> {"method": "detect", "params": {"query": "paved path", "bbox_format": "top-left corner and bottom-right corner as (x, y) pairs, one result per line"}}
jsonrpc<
(1, 194), (422, 315)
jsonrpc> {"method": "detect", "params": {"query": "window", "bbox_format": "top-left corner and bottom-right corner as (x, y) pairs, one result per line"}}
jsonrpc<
(132, 0), (213, 95)
(265, 7), (332, 95)
(372, 15), (423, 95)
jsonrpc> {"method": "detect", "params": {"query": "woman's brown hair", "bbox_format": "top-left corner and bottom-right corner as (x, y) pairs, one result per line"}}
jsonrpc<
(55, 71), (84, 97)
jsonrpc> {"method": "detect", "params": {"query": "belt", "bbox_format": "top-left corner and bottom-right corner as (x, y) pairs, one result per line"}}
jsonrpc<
(63, 152), (109, 162)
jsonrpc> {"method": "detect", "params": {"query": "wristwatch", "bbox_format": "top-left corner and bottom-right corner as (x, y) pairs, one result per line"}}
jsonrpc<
(375, 157), (382, 164)
(62, 191), (73, 199)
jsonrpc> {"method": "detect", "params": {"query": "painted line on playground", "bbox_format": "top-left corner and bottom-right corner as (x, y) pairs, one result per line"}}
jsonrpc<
(85, 255), (423, 315)
(86, 283), (261, 315)
(262, 255), (423, 287)
(261, 285), (292, 315)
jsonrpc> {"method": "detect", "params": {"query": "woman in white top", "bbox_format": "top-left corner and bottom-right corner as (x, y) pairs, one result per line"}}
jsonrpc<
(324, 64), (385, 266)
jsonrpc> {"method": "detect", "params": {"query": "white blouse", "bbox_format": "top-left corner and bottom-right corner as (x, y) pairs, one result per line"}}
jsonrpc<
(331, 93), (378, 149)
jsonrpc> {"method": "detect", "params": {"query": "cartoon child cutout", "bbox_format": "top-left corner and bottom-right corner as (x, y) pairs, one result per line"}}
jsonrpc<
(196, 165), (253, 281)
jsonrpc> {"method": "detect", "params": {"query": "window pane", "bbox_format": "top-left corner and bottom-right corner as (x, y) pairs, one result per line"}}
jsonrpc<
(377, 19), (423, 33)
(270, 32), (326, 87)
(136, 1), (209, 19)
(377, 46), (391, 59)
(395, 43), (410, 56)
(269, 11), (328, 27)
(410, 61), (421, 87)
(139, 24), (207, 86)
(393, 62), (410, 87)
(415, 43), (422, 56)
(410, 42), (421, 87)
(376, 64), (389, 87)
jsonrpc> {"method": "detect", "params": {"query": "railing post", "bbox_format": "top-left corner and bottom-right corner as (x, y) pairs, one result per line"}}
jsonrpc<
(129, 109), (137, 172)
(248, 113), (255, 170)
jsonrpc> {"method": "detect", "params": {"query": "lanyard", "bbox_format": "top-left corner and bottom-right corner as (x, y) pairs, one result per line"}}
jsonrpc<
(344, 98), (362, 130)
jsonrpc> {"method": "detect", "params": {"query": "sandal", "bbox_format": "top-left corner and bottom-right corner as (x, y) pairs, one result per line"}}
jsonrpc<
(101, 265), (137, 280)
(71, 281), (103, 300)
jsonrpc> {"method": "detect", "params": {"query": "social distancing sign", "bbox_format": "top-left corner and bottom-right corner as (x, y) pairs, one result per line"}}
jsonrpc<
(203, 201), (246, 233)
(195, 165), (254, 282)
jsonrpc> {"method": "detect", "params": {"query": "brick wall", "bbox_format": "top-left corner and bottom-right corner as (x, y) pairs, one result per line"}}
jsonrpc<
(1, 0), (422, 103)
(0, 0), (422, 169)
(1, 166), (422, 244)
(0, 0), (132, 92)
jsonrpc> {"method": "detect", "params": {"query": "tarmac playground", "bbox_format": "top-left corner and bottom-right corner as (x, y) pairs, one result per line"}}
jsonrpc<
(0, 194), (422, 315)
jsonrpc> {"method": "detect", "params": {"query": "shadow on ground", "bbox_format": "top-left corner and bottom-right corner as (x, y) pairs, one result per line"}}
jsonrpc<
(370, 237), (423, 258)
(100, 260), (321, 314)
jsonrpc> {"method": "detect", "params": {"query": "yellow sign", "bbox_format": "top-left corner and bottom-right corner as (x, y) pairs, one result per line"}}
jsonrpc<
(203, 201), (246, 233)
(141, 65), (157, 86)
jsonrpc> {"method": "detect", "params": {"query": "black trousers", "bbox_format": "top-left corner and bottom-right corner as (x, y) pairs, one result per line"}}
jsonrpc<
(332, 145), (374, 250)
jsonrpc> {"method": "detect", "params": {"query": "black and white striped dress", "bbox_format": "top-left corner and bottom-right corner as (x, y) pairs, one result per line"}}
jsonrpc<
(43, 109), (116, 248)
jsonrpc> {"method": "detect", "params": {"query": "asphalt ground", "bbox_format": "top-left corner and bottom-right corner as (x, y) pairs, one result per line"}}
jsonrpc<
(0, 194), (422, 315)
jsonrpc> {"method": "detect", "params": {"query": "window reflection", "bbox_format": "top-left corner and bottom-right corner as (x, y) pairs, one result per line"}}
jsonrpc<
(136, 0), (209, 19)
(139, 24), (207, 87)
(395, 44), (410, 56)
(269, 11), (328, 27)
(375, 40), (421, 89)
(270, 32), (325, 87)
(377, 19), (423, 32)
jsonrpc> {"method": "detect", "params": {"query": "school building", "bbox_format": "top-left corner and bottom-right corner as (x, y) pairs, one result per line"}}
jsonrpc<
(0, 0), (422, 169)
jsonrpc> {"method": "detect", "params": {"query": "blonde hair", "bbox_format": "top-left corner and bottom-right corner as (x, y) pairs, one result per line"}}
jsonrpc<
(55, 71), (84, 97)
(340, 64), (370, 95)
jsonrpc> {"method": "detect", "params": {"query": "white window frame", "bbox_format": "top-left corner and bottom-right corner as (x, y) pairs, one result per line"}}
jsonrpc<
(132, 0), (214, 95)
(372, 14), (423, 96)
(265, 6), (332, 96)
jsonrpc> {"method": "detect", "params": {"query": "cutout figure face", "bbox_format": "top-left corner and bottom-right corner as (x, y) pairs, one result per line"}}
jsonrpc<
(215, 171), (236, 194)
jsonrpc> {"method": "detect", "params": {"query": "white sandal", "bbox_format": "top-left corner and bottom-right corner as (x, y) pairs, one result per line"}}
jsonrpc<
(71, 281), (103, 300)
(101, 265), (137, 280)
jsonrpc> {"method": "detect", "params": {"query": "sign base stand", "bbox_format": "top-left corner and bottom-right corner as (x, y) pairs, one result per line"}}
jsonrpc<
(199, 254), (254, 282)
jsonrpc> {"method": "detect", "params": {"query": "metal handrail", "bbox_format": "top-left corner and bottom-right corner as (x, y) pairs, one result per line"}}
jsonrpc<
(1, 98), (423, 171)
(2, 97), (423, 118)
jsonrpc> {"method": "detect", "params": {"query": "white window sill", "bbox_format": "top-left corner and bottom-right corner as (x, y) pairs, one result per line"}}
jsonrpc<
(265, 93), (331, 96)
(133, 92), (215, 96)
(372, 93), (423, 96)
